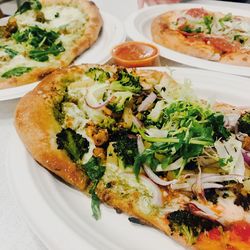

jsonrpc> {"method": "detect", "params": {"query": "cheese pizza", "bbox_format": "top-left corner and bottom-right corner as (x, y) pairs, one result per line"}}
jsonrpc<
(15, 64), (250, 249)
(152, 8), (250, 66)
(0, 0), (102, 89)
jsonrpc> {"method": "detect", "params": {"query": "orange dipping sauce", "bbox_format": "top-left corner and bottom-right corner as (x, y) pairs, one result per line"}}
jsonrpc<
(112, 41), (159, 68)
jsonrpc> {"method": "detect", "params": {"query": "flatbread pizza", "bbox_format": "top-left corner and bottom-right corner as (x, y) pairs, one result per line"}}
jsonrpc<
(0, 0), (102, 89)
(15, 64), (250, 249)
(151, 8), (250, 66)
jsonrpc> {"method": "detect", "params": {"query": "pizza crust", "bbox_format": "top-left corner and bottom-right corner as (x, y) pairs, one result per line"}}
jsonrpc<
(151, 11), (250, 66)
(0, 0), (102, 89)
(15, 66), (88, 190)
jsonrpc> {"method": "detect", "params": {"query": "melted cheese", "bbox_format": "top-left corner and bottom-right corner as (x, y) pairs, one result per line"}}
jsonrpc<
(43, 6), (86, 29)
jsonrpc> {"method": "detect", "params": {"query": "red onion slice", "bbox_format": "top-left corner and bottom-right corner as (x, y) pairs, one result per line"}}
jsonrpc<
(85, 90), (112, 109)
(138, 92), (157, 112)
(144, 165), (178, 186)
(187, 201), (219, 220)
(242, 150), (250, 166)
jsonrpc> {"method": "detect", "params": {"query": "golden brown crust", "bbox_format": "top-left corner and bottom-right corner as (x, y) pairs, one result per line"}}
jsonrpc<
(151, 11), (250, 66)
(15, 66), (89, 190)
(0, 0), (102, 89)
(220, 50), (250, 66)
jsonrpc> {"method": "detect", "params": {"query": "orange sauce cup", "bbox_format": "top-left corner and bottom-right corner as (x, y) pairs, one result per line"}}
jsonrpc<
(112, 41), (160, 68)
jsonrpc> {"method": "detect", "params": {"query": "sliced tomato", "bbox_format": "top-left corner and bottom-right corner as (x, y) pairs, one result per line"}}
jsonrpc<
(230, 221), (250, 243)
(186, 8), (209, 18)
(203, 37), (240, 53)
(208, 227), (222, 241)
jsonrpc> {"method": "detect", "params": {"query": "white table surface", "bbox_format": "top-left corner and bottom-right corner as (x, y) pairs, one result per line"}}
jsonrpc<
(0, 1), (249, 250)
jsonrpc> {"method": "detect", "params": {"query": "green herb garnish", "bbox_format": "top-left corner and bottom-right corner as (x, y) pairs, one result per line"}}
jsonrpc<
(203, 15), (213, 34)
(1, 67), (32, 78)
(15, 0), (42, 15)
(82, 157), (106, 220)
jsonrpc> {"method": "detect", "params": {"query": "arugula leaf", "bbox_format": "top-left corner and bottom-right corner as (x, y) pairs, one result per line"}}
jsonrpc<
(91, 192), (102, 220)
(133, 101), (231, 177)
(29, 42), (65, 61)
(219, 13), (232, 27)
(0, 46), (18, 58)
(4, 48), (18, 58)
(82, 157), (105, 220)
(83, 157), (106, 182)
(203, 15), (213, 34)
(28, 26), (59, 47)
(12, 26), (65, 62)
(15, 0), (42, 15)
(1, 67), (32, 78)
(12, 29), (30, 43)
(56, 128), (89, 162)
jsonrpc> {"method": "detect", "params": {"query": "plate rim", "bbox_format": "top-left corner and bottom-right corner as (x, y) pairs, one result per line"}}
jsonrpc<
(0, 11), (126, 102)
(6, 66), (250, 250)
(125, 3), (250, 77)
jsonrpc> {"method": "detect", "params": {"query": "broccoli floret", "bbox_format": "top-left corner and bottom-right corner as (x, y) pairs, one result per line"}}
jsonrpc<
(168, 210), (220, 245)
(107, 91), (133, 113)
(85, 67), (110, 82)
(204, 189), (219, 204)
(56, 128), (89, 162)
(110, 69), (142, 93)
(110, 130), (138, 168)
(234, 193), (250, 211)
(238, 112), (250, 135)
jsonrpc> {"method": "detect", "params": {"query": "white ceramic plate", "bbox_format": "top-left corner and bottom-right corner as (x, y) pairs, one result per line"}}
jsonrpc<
(0, 12), (126, 101)
(6, 67), (250, 250)
(125, 3), (250, 77)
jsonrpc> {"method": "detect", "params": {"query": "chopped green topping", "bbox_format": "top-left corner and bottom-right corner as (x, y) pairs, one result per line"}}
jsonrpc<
(12, 26), (65, 62)
(203, 15), (213, 34)
(1, 67), (32, 78)
(181, 26), (202, 34)
(29, 42), (65, 61)
(218, 156), (233, 167)
(82, 157), (105, 220)
(0, 45), (18, 58)
(15, 0), (42, 15)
